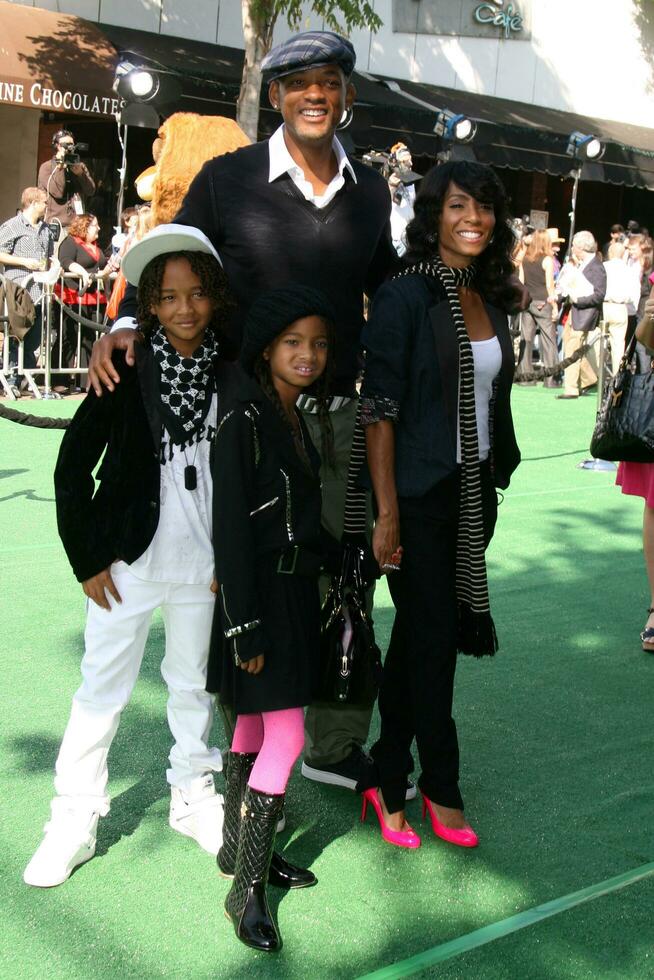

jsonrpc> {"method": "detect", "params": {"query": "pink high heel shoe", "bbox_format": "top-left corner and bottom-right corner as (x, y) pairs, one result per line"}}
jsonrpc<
(421, 794), (479, 848)
(360, 788), (421, 849)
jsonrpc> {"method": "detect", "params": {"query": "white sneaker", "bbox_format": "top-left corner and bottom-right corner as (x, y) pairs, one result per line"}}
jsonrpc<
(169, 775), (224, 856)
(23, 805), (99, 888)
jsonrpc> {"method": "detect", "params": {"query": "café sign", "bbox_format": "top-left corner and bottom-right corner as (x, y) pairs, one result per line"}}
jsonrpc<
(0, 78), (122, 117)
(474, 1), (524, 39)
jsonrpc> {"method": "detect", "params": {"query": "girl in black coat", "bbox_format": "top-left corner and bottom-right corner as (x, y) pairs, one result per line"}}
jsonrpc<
(210, 286), (334, 954)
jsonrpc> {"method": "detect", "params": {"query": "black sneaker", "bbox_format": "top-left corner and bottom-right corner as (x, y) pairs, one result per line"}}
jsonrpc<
(301, 747), (416, 800)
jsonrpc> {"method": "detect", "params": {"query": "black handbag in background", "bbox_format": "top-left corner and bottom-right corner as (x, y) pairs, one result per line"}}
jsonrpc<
(318, 543), (382, 706)
(590, 334), (654, 463)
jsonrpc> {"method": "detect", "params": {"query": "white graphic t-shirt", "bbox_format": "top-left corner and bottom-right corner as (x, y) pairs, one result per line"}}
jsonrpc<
(129, 394), (217, 585)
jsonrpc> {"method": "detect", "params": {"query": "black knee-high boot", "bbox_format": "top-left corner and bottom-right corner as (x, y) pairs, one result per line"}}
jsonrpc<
(217, 751), (256, 878)
(218, 751), (316, 889)
(224, 787), (284, 952)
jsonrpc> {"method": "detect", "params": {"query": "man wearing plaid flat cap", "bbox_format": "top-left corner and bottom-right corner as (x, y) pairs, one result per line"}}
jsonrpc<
(89, 30), (399, 797)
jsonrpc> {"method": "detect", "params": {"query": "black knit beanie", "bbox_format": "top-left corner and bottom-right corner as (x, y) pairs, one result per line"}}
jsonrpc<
(240, 285), (335, 374)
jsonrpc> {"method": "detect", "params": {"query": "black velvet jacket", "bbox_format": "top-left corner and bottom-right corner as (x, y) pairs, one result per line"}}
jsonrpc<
(360, 273), (521, 496)
(55, 347), (232, 582)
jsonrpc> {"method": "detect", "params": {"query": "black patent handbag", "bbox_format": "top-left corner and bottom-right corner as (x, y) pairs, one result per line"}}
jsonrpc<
(590, 334), (654, 463)
(318, 543), (382, 706)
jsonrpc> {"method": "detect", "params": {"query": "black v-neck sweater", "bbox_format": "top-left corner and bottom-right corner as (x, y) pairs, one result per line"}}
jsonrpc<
(120, 140), (396, 395)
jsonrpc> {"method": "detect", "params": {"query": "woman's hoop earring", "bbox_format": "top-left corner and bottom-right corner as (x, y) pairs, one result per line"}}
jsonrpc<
(337, 107), (354, 130)
(426, 232), (438, 245)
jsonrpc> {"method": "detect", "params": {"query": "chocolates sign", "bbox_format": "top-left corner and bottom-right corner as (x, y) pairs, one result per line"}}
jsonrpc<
(0, 78), (122, 117)
(474, 1), (524, 38)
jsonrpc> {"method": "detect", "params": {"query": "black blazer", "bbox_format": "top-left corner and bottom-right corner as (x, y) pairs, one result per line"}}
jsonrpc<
(211, 367), (322, 663)
(55, 347), (232, 582)
(360, 273), (520, 497)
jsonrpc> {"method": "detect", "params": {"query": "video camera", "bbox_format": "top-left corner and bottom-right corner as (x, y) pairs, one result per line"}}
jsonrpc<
(362, 145), (422, 186)
(62, 142), (89, 166)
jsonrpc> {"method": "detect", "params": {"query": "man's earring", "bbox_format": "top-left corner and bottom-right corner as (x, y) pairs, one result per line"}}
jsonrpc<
(337, 107), (353, 130)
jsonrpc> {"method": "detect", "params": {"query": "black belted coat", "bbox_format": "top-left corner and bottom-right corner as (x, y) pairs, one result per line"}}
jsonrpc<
(206, 368), (323, 714)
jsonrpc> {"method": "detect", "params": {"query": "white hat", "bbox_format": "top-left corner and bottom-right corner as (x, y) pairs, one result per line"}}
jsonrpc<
(122, 223), (221, 286)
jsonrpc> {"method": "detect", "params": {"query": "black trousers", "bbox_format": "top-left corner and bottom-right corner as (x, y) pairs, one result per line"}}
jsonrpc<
(370, 464), (497, 814)
(517, 300), (559, 381)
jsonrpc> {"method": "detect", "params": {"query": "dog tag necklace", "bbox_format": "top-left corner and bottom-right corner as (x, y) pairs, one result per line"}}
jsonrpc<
(183, 441), (199, 491)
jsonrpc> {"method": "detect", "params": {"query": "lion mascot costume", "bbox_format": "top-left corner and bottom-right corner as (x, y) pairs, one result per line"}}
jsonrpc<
(108, 112), (249, 318)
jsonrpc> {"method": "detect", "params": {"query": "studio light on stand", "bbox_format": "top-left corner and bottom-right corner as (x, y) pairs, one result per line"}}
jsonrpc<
(434, 109), (477, 162)
(565, 131), (605, 250)
(563, 132), (614, 472)
(112, 61), (182, 223)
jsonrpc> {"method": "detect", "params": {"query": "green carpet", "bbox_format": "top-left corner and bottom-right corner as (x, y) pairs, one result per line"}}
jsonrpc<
(1, 388), (652, 980)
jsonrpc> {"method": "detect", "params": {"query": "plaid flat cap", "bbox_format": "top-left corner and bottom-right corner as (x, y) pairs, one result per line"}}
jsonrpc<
(261, 31), (356, 82)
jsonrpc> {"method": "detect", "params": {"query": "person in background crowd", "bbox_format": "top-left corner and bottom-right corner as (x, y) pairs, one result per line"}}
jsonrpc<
(211, 286), (335, 953)
(38, 130), (95, 228)
(359, 161), (520, 851)
(23, 225), (231, 889)
(515, 228), (559, 388)
(603, 241), (633, 373)
(106, 207), (153, 322)
(616, 286), (654, 651)
(626, 219), (641, 238)
(509, 230), (527, 363)
(602, 223), (625, 259)
(0, 187), (52, 395)
(388, 143), (418, 257)
(109, 206), (139, 261)
(56, 213), (111, 388)
(556, 231), (606, 399)
(85, 30), (398, 797)
(547, 227), (564, 279)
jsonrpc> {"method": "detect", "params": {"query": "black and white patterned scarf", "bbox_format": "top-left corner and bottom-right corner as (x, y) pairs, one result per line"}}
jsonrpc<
(395, 255), (498, 657)
(151, 325), (218, 443)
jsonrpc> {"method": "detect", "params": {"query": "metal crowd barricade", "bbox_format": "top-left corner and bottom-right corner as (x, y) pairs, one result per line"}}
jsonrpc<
(0, 269), (114, 400)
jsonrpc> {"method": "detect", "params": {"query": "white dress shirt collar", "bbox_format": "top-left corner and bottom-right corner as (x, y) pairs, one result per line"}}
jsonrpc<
(267, 124), (356, 208)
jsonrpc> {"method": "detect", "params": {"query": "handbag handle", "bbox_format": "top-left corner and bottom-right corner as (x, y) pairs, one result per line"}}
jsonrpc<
(613, 331), (640, 383)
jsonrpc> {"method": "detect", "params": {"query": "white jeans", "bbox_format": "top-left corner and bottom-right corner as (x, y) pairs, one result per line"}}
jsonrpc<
(54, 562), (222, 813)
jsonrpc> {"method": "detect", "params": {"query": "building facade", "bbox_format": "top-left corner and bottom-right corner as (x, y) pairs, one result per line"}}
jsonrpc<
(1, 0), (653, 242)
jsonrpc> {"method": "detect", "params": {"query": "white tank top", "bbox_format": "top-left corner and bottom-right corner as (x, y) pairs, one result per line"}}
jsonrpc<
(456, 336), (502, 463)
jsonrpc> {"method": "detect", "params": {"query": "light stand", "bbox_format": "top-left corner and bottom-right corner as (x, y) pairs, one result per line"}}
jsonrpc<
(577, 320), (616, 472)
(567, 166), (581, 260)
(562, 131), (613, 471)
(115, 119), (129, 226)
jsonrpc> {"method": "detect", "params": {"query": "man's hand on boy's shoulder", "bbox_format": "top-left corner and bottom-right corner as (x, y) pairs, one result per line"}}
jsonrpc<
(83, 567), (122, 610)
(89, 328), (144, 396)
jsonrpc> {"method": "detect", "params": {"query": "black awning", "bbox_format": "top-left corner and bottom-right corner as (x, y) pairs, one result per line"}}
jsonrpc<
(93, 24), (654, 189)
(378, 77), (654, 190)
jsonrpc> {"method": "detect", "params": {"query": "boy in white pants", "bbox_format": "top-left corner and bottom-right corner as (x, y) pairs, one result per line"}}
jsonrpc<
(24, 225), (234, 886)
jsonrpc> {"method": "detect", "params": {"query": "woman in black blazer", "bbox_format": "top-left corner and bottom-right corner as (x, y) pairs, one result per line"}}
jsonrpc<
(359, 161), (521, 850)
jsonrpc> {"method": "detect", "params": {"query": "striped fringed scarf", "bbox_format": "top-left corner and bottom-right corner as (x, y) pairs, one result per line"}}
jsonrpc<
(395, 256), (498, 657)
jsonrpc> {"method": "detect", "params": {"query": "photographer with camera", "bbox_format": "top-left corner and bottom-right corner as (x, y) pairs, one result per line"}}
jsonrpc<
(37, 130), (95, 228)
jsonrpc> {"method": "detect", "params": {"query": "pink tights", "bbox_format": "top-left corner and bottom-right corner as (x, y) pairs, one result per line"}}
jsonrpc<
(231, 707), (305, 795)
